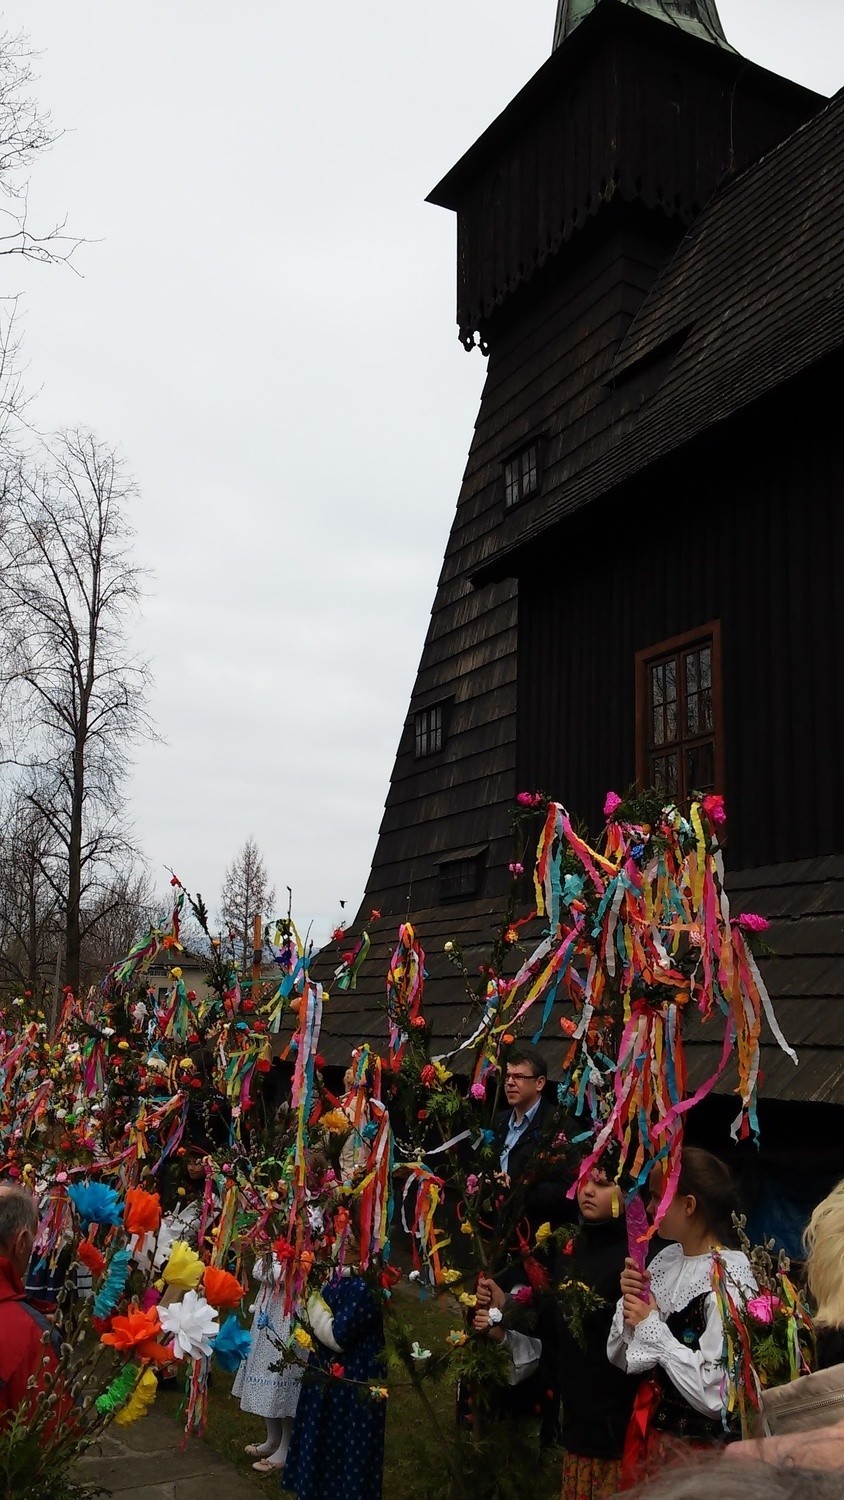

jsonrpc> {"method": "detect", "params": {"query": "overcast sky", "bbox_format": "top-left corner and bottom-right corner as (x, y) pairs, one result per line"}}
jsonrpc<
(3, 1), (841, 941)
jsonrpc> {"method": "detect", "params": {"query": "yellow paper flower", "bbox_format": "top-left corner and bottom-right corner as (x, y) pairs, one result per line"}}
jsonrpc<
(114, 1368), (158, 1427)
(159, 1240), (204, 1291)
(447, 1329), (468, 1348)
(170, 966), (183, 980)
(438, 1268), (461, 1285)
(458, 1293), (477, 1308)
(460, 1222), (474, 1236)
(370, 1386), (389, 1400)
(534, 1222), (552, 1247)
(432, 1061), (452, 1084)
(293, 1327), (314, 1352)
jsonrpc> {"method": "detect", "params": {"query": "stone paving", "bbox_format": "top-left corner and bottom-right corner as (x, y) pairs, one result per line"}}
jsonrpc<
(76, 1410), (263, 1500)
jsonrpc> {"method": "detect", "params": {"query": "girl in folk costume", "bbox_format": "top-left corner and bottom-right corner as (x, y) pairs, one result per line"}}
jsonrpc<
(283, 1205), (387, 1500)
(234, 1153), (331, 1474)
(608, 1147), (757, 1486)
(475, 1164), (636, 1500)
(232, 1247), (306, 1473)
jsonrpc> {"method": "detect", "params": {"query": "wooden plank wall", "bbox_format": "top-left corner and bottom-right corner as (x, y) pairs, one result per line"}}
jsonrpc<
(452, 19), (820, 343)
(363, 219), (675, 916)
(516, 372), (844, 869)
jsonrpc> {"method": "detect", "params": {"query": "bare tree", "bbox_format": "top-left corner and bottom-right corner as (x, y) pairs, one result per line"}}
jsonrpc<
(0, 429), (153, 990)
(219, 838), (276, 971)
(77, 866), (157, 987)
(0, 30), (79, 268)
(0, 31), (85, 457)
(0, 784), (60, 997)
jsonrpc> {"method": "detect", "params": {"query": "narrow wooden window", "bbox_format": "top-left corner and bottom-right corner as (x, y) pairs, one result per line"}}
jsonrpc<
(504, 442), (541, 509)
(414, 703), (444, 758)
(635, 623), (724, 802)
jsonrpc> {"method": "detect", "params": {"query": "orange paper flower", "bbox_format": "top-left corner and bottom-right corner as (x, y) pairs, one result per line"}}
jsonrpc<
(202, 1266), (246, 1308)
(124, 1186), (162, 1237)
(100, 1305), (172, 1363)
(77, 1239), (106, 1276)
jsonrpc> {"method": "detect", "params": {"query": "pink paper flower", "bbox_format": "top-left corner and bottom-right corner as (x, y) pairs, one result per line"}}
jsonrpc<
(512, 1286), (533, 1307)
(603, 791), (622, 818)
(469, 1082), (486, 1101)
(735, 913), (770, 934)
(508, 862), (524, 877)
(703, 793), (727, 826)
(516, 791), (543, 808)
(465, 1175), (480, 1195)
(748, 1293), (781, 1325)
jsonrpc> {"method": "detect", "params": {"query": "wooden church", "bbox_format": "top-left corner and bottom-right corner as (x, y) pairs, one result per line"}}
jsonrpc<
(318, 0), (844, 1236)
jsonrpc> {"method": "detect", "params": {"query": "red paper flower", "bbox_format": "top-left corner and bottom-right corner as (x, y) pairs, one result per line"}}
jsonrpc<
(124, 1186), (162, 1237)
(100, 1305), (172, 1363)
(77, 1239), (106, 1276)
(330, 1362), (345, 1378)
(203, 1266), (246, 1308)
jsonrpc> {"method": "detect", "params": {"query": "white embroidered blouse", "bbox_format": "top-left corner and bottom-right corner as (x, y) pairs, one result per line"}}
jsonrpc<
(607, 1244), (756, 1418)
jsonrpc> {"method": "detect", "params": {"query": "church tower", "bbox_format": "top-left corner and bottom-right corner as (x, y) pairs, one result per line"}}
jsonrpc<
(320, 0), (824, 1062)
(554, 0), (730, 50)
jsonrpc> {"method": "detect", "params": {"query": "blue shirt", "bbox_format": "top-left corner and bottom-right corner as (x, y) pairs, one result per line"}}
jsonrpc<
(500, 1097), (542, 1176)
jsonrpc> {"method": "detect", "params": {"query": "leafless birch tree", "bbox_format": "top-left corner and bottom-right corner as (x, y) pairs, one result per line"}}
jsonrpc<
(0, 429), (153, 990)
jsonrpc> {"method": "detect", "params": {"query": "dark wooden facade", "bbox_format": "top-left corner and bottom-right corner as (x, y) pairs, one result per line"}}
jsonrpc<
(516, 366), (844, 871)
(318, 0), (844, 1131)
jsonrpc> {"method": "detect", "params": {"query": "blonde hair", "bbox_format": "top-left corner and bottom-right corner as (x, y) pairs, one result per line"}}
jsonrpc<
(803, 1179), (844, 1328)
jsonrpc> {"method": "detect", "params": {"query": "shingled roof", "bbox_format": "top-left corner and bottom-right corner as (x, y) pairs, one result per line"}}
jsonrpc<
(474, 86), (844, 584)
(315, 858), (844, 1105)
(686, 857), (844, 1106)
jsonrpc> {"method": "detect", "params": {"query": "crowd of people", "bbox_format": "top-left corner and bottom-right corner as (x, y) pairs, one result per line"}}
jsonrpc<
(1, 1036), (844, 1500)
(0, 790), (840, 1500)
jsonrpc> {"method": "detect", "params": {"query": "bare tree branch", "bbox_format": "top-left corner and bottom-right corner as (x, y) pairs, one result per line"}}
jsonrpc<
(0, 428), (156, 989)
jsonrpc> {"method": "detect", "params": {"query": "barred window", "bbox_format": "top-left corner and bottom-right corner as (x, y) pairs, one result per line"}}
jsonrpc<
(438, 856), (483, 901)
(504, 442), (541, 509)
(414, 703), (444, 758)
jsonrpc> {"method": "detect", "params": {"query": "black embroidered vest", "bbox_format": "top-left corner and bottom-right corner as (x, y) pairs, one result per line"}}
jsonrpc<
(651, 1292), (730, 1443)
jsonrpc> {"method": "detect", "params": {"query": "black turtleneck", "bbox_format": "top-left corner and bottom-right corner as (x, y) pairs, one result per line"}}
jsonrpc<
(551, 1215), (637, 1459)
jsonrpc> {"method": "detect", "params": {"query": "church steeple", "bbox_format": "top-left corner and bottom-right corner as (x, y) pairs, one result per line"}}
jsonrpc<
(554, 0), (731, 51)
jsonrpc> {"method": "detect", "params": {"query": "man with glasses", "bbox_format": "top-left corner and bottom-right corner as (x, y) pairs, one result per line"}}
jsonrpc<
(492, 1043), (573, 1447)
(496, 1044), (570, 1216)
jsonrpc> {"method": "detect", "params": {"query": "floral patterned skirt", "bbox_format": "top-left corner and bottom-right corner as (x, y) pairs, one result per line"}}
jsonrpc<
(561, 1451), (622, 1500)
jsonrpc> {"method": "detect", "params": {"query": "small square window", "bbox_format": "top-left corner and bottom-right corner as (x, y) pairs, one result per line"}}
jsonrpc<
(414, 703), (444, 758)
(504, 442), (542, 509)
(439, 858), (481, 901)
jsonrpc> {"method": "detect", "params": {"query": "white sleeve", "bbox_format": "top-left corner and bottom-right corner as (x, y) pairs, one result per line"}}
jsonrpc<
(607, 1294), (635, 1370)
(307, 1293), (342, 1354)
(622, 1292), (727, 1417)
(502, 1330), (542, 1386)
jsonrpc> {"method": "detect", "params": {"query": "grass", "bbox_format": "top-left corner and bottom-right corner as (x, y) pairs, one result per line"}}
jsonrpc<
(155, 1287), (562, 1500)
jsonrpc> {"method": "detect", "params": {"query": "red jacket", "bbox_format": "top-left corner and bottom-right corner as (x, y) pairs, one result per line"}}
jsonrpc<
(0, 1255), (62, 1420)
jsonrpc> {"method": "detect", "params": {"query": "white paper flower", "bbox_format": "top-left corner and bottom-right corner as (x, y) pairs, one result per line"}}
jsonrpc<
(158, 1289), (219, 1360)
